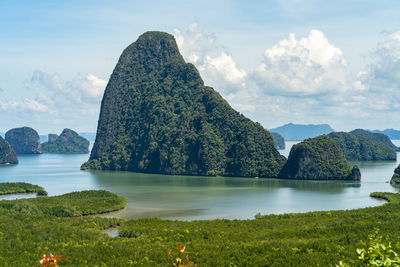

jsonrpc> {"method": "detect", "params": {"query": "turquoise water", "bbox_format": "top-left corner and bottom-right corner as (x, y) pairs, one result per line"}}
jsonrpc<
(0, 141), (398, 220)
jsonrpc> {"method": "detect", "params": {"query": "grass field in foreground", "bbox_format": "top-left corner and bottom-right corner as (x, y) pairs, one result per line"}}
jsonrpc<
(0, 182), (399, 266)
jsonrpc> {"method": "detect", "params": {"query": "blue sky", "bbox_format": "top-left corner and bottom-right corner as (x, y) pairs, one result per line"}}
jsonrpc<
(1, 0), (400, 134)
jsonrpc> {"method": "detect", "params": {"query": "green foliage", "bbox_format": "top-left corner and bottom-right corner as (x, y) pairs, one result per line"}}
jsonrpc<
(278, 135), (355, 180)
(84, 31), (285, 178)
(357, 230), (400, 266)
(0, 190), (127, 216)
(0, 188), (400, 266)
(0, 182), (46, 196)
(391, 165), (400, 185)
(42, 129), (89, 154)
(350, 129), (399, 152)
(329, 132), (396, 161)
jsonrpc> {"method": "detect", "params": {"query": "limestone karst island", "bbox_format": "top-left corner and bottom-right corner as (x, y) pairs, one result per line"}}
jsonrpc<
(1, 2), (400, 266)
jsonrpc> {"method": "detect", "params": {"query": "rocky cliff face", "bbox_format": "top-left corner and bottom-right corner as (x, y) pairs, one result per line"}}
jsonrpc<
(42, 129), (89, 154)
(328, 132), (396, 161)
(278, 135), (360, 180)
(0, 136), (18, 164)
(5, 127), (41, 154)
(82, 31), (286, 177)
(48, 134), (58, 143)
(391, 165), (400, 184)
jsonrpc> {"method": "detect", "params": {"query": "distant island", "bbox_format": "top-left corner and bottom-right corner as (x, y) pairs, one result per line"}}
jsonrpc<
(350, 129), (399, 152)
(271, 132), (285, 150)
(328, 130), (397, 161)
(5, 127), (42, 154)
(42, 129), (89, 154)
(371, 129), (400, 140)
(270, 123), (334, 141)
(39, 132), (96, 143)
(82, 31), (286, 177)
(278, 135), (360, 180)
(0, 136), (18, 165)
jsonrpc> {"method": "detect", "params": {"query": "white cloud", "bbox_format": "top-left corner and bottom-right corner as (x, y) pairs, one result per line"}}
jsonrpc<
(31, 70), (107, 103)
(199, 52), (247, 87)
(352, 31), (400, 117)
(174, 24), (246, 93)
(0, 98), (49, 112)
(174, 22), (217, 65)
(254, 30), (350, 96)
(172, 25), (400, 130)
(359, 31), (400, 93)
(74, 73), (107, 99)
(0, 71), (107, 132)
(4, 25), (400, 133)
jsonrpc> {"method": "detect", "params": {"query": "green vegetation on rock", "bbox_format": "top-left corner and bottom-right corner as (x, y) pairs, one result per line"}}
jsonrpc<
(0, 182), (46, 196)
(5, 127), (42, 154)
(350, 129), (399, 152)
(0, 136), (18, 164)
(42, 128), (89, 154)
(391, 165), (400, 185)
(0, 189), (126, 217)
(83, 31), (285, 177)
(271, 132), (285, 150)
(278, 135), (360, 180)
(328, 131), (396, 161)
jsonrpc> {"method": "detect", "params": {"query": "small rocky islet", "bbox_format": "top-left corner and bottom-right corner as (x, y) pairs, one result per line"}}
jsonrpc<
(5, 127), (42, 154)
(41, 128), (90, 154)
(0, 127), (89, 162)
(0, 136), (18, 165)
(278, 135), (360, 180)
(391, 165), (400, 185)
(271, 132), (285, 150)
(328, 131), (397, 161)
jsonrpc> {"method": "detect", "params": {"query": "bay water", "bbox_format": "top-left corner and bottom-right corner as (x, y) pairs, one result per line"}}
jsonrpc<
(0, 141), (398, 220)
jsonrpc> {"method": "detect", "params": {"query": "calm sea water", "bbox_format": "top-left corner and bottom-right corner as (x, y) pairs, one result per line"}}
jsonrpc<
(0, 141), (399, 220)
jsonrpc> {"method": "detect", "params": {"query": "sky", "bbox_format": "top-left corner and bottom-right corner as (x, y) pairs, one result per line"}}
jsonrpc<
(1, 0), (400, 134)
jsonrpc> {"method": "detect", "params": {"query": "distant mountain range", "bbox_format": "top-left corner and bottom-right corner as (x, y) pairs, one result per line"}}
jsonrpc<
(370, 129), (400, 140)
(270, 123), (334, 141)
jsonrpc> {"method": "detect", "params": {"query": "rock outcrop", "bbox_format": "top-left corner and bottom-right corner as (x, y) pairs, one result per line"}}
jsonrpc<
(42, 129), (89, 154)
(48, 134), (58, 143)
(328, 132), (396, 161)
(0, 136), (18, 164)
(391, 165), (400, 185)
(350, 129), (399, 152)
(271, 132), (285, 150)
(82, 31), (286, 177)
(5, 127), (42, 154)
(278, 135), (360, 180)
